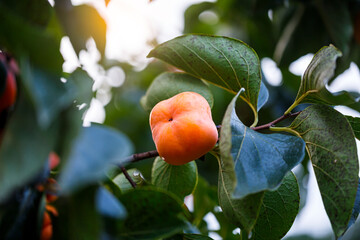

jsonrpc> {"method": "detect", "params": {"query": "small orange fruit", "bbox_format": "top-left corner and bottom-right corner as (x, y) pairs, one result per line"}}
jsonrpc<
(150, 92), (218, 165)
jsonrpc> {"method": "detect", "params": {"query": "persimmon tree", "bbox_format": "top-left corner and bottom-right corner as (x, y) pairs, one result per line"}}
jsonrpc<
(0, 1), (359, 240)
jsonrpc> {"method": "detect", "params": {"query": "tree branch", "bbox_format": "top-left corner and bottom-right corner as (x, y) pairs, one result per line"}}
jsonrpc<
(121, 166), (137, 188)
(251, 111), (301, 131)
(122, 150), (159, 164)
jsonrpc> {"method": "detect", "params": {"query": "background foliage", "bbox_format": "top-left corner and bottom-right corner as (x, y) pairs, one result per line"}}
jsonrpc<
(0, 0), (359, 239)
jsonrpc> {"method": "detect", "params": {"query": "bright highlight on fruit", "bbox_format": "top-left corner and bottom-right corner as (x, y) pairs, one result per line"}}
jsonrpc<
(150, 92), (218, 165)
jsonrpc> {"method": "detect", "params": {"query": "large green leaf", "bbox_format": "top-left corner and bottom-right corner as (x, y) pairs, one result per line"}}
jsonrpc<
(251, 172), (300, 240)
(287, 45), (359, 114)
(221, 90), (305, 198)
(0, 87), (58, 202)
(346, 116), (360, 141)
(148, 34), (262, 124)
(151, 157), (198, 200)
(95, 186), (127, 219)
(288, 104), (359, 237)
(59, 125), (133, 194)
(140, 72), (214, 112)
(117, 188), (186, 240)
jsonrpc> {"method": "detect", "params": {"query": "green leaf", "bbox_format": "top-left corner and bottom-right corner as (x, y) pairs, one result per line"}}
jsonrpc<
(221, 90), (305, 198)
(151, 157), (198, 200)
(345, 116), (360, 140)
(148, 34), (262, 124)
(53, 186), (101, 240)
(118, 188), (186, 240)
(59, 125), (134, 194)
(0, 87), (58, 201)
(55, 4), (107, 56)
(140, 72), (214, 112)
(111, 168), (147, 193)
(289, 104), (359, 237)
(287, 45), (359, 114)
(251, 172), (300, 240)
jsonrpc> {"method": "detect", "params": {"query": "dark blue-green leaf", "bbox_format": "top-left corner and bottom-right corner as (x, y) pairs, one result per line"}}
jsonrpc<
(59, 125), (133, 194)
(0, 87), (58, 202)
(257, 81), (269, 111)
(20, 59), (74, 128)
(251, 172), (300, 240)
(223, 90), (305, 198)
(289, 104), (359, 237)
(95, 186), (127, 219)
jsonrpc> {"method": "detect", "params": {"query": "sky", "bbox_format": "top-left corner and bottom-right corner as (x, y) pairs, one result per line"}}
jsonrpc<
(58, 0), (360, 239)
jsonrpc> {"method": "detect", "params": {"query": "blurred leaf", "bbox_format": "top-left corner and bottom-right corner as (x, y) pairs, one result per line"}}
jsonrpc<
(221, 90), (305, 198)
(0, 87), (58, 202)
(213, 211), (239, 240)
(53, 186), (101, 240)
(0, 0), (52, 27)
(20, 58), (74, 128)
(289, 45), (359, 113)
(118, 188), (186, 240)
(55, 4), (107, 56)
(140, 72), (214, 112)
(193, 177), (218, 226)
(59, 125), (133, 194)
(151, 157), (198, 200)
(95, 186), (127, 219)
(251, 172), (300, 240)
(346, 116), (360, 140)
(342, 217), (360, 240)
(111, 168), (147, 193)
(148, 34), (262, 124)
(315, 0), (353, 55)
(289, 104), (359, 237)
(344, 179), (360, 235)
(184, 2), (218, 35)
(166, 233), (214, 240)
(0, 3), (63, 73)
(0, 188), (44, 240)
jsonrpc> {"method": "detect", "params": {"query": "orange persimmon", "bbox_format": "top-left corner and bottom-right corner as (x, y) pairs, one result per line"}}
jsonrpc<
(150, 92), (218, 165)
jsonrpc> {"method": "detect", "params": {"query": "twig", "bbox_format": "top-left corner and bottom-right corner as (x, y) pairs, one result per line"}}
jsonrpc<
(251, 111), (301, 131)
(122, 150), (159, 164)
(121, 166), (137, 188)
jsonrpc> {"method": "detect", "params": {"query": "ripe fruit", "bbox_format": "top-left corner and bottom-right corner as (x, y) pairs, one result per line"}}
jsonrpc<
(150, 92), (218, 165)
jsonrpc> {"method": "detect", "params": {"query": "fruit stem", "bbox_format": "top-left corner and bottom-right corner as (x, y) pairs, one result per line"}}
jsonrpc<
(120, 166), (137, 188)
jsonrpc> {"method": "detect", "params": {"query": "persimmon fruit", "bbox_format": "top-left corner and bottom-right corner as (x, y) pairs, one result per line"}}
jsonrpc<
(150, 92), (218, 165)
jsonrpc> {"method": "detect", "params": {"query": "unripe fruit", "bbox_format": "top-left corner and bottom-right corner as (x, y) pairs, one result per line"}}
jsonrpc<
(150, 92), (218, 165)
